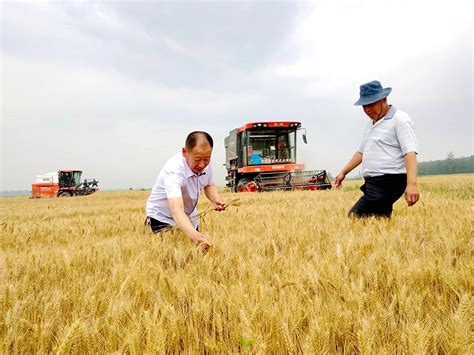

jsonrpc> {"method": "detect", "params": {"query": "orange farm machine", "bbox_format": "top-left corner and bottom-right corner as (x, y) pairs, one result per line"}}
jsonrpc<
(31, 170), (99, 198)
(225, 121), (331, 192)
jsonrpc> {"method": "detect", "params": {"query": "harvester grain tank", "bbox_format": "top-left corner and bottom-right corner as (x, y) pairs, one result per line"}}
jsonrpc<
(31, 170), (99, 198)
(224, 121), (331, 192)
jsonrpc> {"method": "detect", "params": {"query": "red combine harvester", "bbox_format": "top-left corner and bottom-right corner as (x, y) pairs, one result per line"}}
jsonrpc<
(224, 121), (331, 192)
(31, 170), (99, 198)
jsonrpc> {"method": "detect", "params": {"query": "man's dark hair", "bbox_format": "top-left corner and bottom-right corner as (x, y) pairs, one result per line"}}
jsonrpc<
(185, 131), (214, 150)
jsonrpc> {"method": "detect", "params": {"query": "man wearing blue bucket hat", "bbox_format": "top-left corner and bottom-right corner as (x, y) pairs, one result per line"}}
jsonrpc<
(334, 80), (420, 218)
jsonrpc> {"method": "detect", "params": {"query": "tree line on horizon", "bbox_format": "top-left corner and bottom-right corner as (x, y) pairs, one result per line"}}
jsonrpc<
(346, 154), (473, 180)
(418, 154), (474, 176)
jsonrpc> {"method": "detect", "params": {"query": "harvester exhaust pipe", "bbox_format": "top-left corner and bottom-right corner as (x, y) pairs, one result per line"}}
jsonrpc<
(302, 128), (308, 144)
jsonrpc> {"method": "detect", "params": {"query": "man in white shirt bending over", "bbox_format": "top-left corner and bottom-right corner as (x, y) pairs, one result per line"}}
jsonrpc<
(334, 80), (420, 218)
(146, 131), (227, 248)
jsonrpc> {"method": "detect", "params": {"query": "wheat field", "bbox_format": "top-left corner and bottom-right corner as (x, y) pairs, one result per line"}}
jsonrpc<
(1, 175), (473, 353)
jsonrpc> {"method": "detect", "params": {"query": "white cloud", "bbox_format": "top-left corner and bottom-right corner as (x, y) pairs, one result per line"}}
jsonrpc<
(263, 0), (472, 97)
(2, 55), (268, 124)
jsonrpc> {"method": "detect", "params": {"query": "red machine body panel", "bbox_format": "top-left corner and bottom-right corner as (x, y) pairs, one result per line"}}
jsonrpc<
(31, 183), (60, 198)
(237, 163), (305, 173)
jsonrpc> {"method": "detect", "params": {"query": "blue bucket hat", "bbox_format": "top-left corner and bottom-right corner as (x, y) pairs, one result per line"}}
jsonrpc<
(354, 80), (392, 106)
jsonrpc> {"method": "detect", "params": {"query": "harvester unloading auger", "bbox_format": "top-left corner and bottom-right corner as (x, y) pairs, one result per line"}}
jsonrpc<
(224, 121), (331, 192)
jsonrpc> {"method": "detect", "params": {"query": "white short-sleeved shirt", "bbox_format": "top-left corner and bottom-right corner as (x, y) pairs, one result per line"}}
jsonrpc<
(146, 154), (215, 227)
(358, 106), (418, 177)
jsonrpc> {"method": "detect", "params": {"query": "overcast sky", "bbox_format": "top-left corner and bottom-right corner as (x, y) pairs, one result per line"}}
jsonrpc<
(1, 0), (472, 191)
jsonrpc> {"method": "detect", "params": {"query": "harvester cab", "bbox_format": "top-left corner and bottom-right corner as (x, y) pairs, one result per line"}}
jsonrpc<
(58, 170), (82, 189)
(224, 121), (331, 192)
(31, 170), (99, 198)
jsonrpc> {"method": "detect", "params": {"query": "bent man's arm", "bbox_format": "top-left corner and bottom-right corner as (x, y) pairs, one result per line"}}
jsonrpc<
(404, 152), (419, 206)
(168, 197), (212, 247)
(334, 151), (363, 187)
(204, 185), (228, 211)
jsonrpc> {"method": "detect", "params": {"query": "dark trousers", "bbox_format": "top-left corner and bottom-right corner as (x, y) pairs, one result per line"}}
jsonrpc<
(147, 216), (199, 233)
(148, 217), (171, 233)
(349, 174), (407, 218)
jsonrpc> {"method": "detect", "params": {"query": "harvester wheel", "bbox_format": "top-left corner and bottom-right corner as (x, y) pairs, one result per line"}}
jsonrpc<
(237, 179), (257, 192)
(236, 179), (249, 193)
(58, 191), (73, 197)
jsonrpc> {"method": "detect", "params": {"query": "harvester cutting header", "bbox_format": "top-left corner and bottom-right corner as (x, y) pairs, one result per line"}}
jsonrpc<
(224, 121), (331, 192)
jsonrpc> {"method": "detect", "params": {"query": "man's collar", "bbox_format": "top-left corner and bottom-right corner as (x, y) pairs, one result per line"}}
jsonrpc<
(182, 155), (195, 178)
(182, 155), (207, 178)
(384, 105), (397, 120)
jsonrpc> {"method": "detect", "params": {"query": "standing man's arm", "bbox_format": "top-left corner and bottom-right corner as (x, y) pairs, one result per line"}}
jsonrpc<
(395, 114), (420, 207)
(334, 151), (363, 187)
(204, 185), (228, 211)
(404, 152), (419, 206)
(168, 197), (213, 248)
